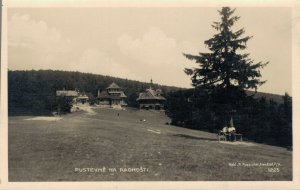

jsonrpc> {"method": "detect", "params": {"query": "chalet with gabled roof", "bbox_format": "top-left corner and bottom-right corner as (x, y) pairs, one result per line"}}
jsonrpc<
(137, 79), (166, 110)
(97, 82), (127, 107)
(56, 89), (94, 105)
(76, 92), (89, 104)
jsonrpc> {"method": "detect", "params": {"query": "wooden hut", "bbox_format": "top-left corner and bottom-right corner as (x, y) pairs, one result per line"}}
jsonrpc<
(97, 82), (127, 107)
(137, 85), (166, 110)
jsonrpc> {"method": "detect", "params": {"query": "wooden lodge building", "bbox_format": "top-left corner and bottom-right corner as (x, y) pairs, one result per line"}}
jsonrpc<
(77, 92), (94, 104)
(137, 80), (166, 110)
(97, 82), (127, 108)
(56, 89), (94, 105)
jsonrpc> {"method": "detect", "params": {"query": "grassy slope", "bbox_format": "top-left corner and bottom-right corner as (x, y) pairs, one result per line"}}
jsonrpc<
(8, 108), (292, 181)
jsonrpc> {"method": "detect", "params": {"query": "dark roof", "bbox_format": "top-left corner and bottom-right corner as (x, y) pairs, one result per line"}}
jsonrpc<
(98, 91), (111, 99)
(110, 96), (122, 100)
(107, 82), (121, 89)
(98, 90), (124, 100)
(137, 88), (166, 101)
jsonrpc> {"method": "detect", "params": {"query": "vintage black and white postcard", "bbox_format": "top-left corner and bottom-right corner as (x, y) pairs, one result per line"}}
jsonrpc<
(1, 0), (300, 189)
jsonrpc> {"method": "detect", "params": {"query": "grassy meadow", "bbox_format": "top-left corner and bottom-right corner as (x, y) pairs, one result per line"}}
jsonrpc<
(8, 107), (292, 181)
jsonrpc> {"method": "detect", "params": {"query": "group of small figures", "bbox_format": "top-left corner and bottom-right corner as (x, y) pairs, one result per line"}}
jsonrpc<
(220, 126), (236, 142)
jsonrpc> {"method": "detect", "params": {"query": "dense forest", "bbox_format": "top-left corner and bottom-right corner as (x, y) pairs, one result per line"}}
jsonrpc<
(8, 70), (180, 115)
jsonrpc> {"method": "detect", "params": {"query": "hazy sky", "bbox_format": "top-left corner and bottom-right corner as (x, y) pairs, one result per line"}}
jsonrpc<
(8, 7), (291, 95)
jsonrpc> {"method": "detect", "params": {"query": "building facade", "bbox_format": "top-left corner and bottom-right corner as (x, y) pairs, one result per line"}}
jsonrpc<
(137, 82), (166, 110)
(56, 89), (79, 104)
(97, 82), (127, 107)
(56, 89), (93, 105)
(76, 92), (94, 105)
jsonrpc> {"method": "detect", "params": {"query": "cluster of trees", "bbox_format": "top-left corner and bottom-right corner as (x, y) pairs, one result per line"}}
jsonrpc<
(166, 7), (292, 147)
(166, 89), (292, 147)
(8, 70), (179, 115)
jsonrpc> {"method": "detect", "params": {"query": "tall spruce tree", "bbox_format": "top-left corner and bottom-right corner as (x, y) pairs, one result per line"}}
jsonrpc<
(184, 7), (268, 126)
(184, 7), (268, 91)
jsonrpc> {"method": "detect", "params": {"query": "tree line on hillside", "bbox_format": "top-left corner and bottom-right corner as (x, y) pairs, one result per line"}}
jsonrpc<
(8, 70), (180, 115)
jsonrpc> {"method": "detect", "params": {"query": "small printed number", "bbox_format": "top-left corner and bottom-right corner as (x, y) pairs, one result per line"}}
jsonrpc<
(268, 168), (280, 172)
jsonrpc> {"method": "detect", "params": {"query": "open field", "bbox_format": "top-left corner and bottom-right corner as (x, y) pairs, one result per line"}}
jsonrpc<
(8, 107), (292, 181)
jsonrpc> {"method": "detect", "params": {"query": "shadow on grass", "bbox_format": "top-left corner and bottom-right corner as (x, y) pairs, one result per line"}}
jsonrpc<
(173, 134), (217, 141)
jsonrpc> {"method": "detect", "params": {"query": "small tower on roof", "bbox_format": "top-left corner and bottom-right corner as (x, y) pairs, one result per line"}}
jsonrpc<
(137, 78), (166, 110)
(150, 78), (153, 89)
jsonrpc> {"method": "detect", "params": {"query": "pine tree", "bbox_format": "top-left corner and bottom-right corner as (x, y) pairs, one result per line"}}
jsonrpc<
(184, 7), (268, 91)
(183, 7), (268, 127)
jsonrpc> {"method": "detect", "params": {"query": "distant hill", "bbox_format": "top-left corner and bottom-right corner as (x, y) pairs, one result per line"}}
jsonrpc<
(246, 91), (285, 104)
